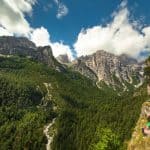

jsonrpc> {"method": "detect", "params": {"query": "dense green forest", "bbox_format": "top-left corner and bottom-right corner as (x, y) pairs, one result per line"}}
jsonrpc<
(0, 56), (149, 150)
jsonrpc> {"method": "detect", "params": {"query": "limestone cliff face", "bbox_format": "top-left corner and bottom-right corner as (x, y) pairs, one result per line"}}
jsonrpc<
(36, 46), (56, 68)
(0, 36), (36, 55)
(147, 85), (150, 96)
(0, 36), (63, 70)
(128, 101), (150, 150)
(72, 59), (98, 81)
(56, 54), (70, 64)
(72, 50), (144, 89)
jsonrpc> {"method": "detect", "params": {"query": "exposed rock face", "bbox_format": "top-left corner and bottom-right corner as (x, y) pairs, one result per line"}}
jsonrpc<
(72, 50), (144, 89)
(147, 85), (150, 96)
(0, 36), (36, 55)
(128, 101), (150, 150)
(72, 59), (98, 81)
(36, 46), (56, 67)
(0, 36), (62, 69)
(56, 54), (70, 64)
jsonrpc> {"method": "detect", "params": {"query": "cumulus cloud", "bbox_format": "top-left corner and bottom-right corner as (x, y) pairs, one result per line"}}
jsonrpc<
(54, 0), (69, 19)
(30, 27), (50, 46)
(0, 27), (13, 36)
(0, 0), (36, 35)
(30, 27), (73, 60)
(143, 27), (150, 48)
(74, 1), (150, 59)
(43, 3), (53, 12)
(51, 42), (73, 60)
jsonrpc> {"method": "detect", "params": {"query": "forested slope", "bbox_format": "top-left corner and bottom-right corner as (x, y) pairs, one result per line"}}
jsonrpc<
(0, 55), (148, 150)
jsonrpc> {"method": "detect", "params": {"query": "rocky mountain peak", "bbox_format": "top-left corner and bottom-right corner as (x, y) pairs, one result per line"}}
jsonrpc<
(0, 36), (36, 57)
(72, 50), (144, 90)
(0, 36), (36, 52)
(0, 36), (63, 70)
(35, 46), (55, 67)
(56, 54), (70, 64)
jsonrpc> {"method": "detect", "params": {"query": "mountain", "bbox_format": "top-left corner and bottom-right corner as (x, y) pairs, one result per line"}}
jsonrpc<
(0, 36), (148, 150)
(0, 36), (64, 71)
(56, 54), (70, 64)
(0, 36), (144, 91)
(71, 50), (144, 90)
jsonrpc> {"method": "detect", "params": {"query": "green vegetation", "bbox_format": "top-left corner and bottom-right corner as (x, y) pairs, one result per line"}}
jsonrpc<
(144, 56), (150, 83)
(127, 101), (150, 150)
(91, 127), (120, 150)
(0, 56), (57, 150)
(0, 56), (148, 150)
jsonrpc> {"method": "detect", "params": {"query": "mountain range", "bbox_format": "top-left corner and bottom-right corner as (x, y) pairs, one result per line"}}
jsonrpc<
(0, 36), (149, 150)
(0, 36), (145, 91)
(71, 50), (144, 91)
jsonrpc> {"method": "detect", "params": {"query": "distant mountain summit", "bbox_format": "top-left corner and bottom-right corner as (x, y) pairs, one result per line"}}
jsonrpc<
(0, 36), (36, 55)
(0, 36), (64, 70)
(72, 50), (144, 90)
(0, 36), (145, 90)
(56, 54), (70, 64)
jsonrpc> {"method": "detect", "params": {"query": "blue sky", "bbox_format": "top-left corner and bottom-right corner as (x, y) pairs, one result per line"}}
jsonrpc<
(0, 0), (150, 60)
(29, 0), (150, 45)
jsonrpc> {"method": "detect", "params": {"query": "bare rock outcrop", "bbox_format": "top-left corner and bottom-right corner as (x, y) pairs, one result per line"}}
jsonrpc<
(128, 101), (150, 150)
(72, 50), (144, 89)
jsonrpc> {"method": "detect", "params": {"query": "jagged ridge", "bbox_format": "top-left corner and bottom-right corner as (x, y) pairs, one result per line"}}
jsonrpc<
(71, 50), (144, 90)
(0, 36), (64, 71)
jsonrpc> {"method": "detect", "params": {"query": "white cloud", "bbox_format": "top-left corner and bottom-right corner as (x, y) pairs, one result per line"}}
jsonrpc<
(30, 27), (50, 46)
(119, 0), (127, 8)
(54, 0), (69, 19)
(0, 27), (13, 36)
(142, 27), (150, 48)
(51, 42), (73, 60)
(43, 3), (53, 12)
(0, 0), (36, 35)
(74, 2), (150, 59)
(30, 27), (73, 60)
(56, 3), (68, 19)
